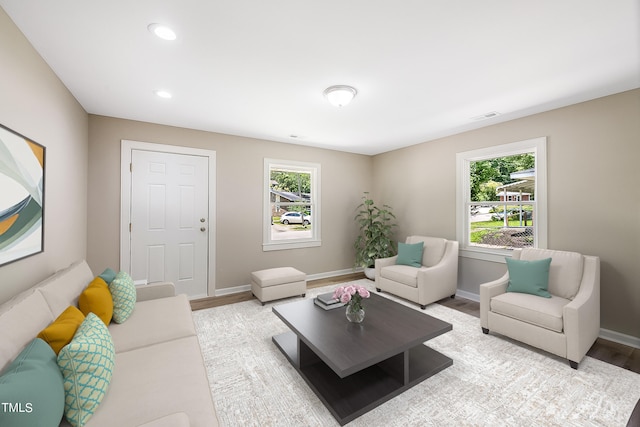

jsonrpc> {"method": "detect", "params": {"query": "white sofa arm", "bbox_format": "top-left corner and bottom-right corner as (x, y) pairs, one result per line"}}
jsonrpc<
(136, 281), (176, 302)
(375, 256), (398, 287)
(416, 241), (459, 303)
(564, 255), (600, 364)
(479, 273), (509, 329)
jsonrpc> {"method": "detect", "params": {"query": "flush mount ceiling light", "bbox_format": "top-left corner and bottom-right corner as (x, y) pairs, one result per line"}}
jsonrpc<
(154, 89), (172, 99)
(147, 23), (177, 41)
(323, 85), (357, 107)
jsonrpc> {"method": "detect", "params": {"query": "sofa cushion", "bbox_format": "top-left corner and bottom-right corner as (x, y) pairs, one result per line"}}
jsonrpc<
(491, 292), (570, 333)
(108, 271), (136, 324)
(406, 236), (446, 268)
(37, 305), (85, 354)
(380, 264), (419, 287)
(78, 277), (113, 325)
(520, 248), (584, 300)
(0, 290), (55, 372)
(58, 313), (115, 427)
(108, 294), (196, 353)
(138, 412), (190, 427)
(38, 260), (94, 317)
(0, 338), (65, 427)
(84, 337), (218, 427)
(505, 257), (552, 298)
(396, 241), (424, 267)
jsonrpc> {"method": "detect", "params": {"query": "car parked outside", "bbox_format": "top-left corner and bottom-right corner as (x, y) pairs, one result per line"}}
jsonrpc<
(280, 212), (311, 225)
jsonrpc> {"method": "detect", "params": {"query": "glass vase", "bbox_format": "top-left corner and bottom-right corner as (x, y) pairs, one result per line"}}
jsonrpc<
(345, 304), (365, 323)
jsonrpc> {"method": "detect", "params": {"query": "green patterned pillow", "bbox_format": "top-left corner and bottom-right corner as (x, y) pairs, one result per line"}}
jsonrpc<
(108, 271), (137, 323)
(57, 313), (115, 427)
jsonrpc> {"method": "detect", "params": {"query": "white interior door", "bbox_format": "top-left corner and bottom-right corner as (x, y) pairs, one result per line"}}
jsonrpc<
(129, 149), (209, 298)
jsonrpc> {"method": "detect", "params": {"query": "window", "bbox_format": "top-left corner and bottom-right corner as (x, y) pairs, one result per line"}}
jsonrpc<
(263, 159), (321, 251)
(456, 137), (547, 261)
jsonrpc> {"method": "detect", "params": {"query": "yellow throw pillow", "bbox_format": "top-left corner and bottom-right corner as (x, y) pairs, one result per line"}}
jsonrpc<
(78, 277), (113, 325)
(37, 306), (85, 355)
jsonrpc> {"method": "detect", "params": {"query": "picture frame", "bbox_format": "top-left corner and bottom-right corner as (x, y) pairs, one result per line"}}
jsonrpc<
(0, 123), (46, 266)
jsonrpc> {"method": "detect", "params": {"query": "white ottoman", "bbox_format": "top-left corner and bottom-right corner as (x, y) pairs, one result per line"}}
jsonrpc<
(251, 267), (306, 305)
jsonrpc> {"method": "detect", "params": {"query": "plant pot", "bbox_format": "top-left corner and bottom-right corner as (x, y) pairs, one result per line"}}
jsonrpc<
(364, 267), (375, 280)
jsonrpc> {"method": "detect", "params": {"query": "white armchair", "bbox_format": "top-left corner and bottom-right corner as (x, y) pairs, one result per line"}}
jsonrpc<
(480, 248), (600, 369)
(375, 236), (459, 309)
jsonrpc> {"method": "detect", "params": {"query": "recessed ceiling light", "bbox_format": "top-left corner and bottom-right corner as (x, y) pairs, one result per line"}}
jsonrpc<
(154, 90), (172, 99)
(148, 23), (176, 41)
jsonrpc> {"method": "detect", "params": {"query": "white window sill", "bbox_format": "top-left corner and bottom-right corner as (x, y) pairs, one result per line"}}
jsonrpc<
(263, 240), (321, 251)
(459, 247), (514, 263)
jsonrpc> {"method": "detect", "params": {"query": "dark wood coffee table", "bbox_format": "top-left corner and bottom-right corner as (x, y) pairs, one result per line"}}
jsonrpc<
(272, 292), (452, 425)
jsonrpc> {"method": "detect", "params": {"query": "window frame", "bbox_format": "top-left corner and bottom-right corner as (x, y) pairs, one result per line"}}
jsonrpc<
(455, 137), (547, 263)
(263, 158), (321, 251)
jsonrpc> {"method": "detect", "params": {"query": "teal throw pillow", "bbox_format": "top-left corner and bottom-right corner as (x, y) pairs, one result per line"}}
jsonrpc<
(396, 241), (424, 268)
(505, 257), (552, 298)
(98, 267), (117, 285)
(0, 338), (65, 427)
(57, 313), (115, 427)
(109, 271), (137, 324)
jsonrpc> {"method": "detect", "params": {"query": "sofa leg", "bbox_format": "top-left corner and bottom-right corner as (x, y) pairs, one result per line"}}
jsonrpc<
(376, 288), (381, 292)
(482, 327), (489, 334)
(569, 360), (578, 369)
(450, 294), (455, 299)
(301, 293), (306, 297)
(261, 301), (265, 306)
(420, 304), (426, 310)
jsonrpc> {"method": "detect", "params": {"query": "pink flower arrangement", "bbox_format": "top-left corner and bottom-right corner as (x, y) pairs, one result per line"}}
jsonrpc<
(333, 284), (370, 311)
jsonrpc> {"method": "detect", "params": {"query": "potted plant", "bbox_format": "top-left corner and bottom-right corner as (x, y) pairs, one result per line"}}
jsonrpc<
(354, 192), (397, 279)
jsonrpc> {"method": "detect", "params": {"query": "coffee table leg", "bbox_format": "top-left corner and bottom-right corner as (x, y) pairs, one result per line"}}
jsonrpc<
(298, 338), (321, 369)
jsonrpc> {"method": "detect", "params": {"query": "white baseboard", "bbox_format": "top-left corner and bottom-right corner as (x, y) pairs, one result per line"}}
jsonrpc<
(454, 289), (640, 349)
(455, 289), (480, 302)
(599, 328), (640, 349)
(213, 268), (363, 297)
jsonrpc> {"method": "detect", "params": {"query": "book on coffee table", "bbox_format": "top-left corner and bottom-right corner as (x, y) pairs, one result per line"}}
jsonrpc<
(317, 292), (339, 305)
(314, 292), (345, 310)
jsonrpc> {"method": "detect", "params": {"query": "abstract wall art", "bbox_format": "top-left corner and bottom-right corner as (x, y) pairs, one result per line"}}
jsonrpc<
(0, 124), (45, 266)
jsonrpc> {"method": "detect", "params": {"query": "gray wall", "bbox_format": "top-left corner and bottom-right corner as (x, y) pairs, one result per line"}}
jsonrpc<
(373, 89), (640, 338)
(0, 8), (88, 303)
(87, 115), (373, 291)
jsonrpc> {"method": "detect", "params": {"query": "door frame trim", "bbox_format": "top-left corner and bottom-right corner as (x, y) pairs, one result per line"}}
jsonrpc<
(120, 139), (216, 297)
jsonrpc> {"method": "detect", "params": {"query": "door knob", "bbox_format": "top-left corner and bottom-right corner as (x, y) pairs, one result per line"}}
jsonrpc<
(200, 218), (206, 223)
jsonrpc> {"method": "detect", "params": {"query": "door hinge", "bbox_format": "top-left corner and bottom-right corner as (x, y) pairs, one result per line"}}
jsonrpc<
(129, 223), (132, 232)
(130, 163), (133, 172)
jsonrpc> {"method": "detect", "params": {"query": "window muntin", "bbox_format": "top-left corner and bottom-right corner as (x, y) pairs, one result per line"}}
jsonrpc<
(263, 159), (320, 251)
(456, 138), (547, 261)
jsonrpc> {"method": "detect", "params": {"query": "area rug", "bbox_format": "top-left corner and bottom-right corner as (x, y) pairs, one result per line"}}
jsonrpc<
(193, 280), (640, 426)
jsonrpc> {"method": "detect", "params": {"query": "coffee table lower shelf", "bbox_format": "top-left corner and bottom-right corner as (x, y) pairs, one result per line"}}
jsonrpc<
(273, 331), (452, 425)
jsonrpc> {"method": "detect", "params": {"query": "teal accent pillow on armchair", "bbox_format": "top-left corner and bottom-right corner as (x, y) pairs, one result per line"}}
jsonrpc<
(396, 242), (424, 268)
(505, 257), (552, 298)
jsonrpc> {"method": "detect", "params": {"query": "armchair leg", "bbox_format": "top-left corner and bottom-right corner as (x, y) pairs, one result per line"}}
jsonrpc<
(482, 327), (489, 334)
(376, 288), (381, 292)
(419, 304), (426, 310)
(569, 360), (578, 370)
(450, 294), (455, 299)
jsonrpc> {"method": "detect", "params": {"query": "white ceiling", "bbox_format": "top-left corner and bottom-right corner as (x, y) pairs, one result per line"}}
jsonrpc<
(2, 1), (638, 155)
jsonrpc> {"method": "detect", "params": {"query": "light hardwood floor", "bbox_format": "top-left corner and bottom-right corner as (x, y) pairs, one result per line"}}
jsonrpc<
(191, 273), (640, 375)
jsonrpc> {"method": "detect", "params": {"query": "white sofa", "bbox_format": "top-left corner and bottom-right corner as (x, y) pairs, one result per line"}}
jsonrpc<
(375, 235), (459, 309)
(0, 260), (219, 426)
(480, 248), (600, 369)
